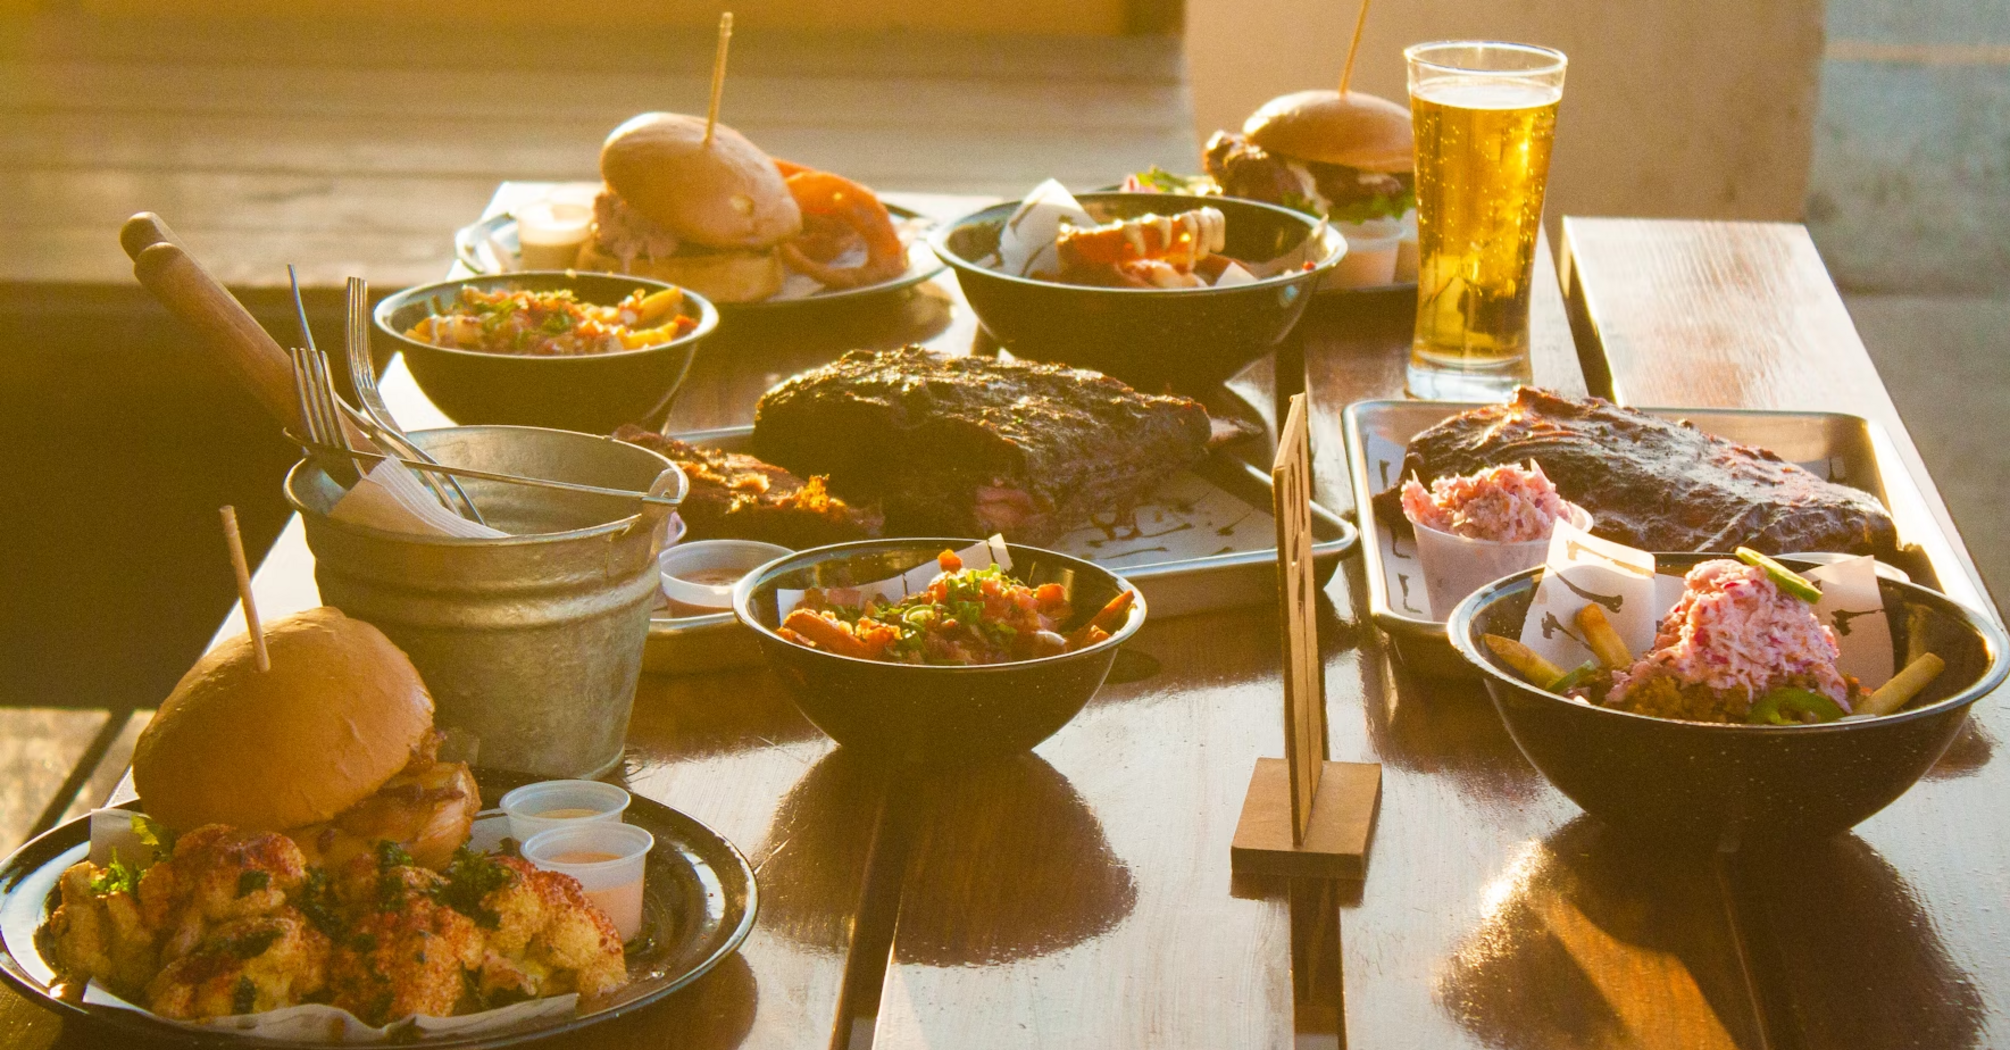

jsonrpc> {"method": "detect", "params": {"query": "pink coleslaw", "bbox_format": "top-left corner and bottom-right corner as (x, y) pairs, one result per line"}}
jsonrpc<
(1608, 559), (1851, 707)
(1400, 461), (1571, 543)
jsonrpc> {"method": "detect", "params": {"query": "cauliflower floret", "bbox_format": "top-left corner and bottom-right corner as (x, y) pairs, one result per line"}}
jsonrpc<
(528, 873), (626, 998)
(467, 855), (626, 999)
(42, 861), (157, 997)
(144, 912), (329, 1020)
(326, 861), (485, 1025)
(138, 824), (307, 965)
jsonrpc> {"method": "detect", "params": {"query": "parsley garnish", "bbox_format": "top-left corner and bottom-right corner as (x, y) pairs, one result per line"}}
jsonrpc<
(432, 847), (518, 930)
(132, 814), (175, 858)
(231, 976), (258, 1015)
(87, 850), (140, 897)
(235, 870), (270, 898)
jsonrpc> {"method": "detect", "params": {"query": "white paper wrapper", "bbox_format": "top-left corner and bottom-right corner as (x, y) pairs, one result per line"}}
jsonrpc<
(79, 810), (580, 1042)
(330, 459), (508, 540)
(995, 179), (1093, 278)
(776, 536), (1011, 615)
(1515, 524), (1897, 696)
(1517, 517), (1659, 668)
(1414, 504), (1592, 620)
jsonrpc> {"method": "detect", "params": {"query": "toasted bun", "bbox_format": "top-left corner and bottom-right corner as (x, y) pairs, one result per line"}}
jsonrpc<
(133, 608), (435, 833)
(1243, 90), (1414, 172)
(600, 112), (802, 249)
(574, 240), (785, 304)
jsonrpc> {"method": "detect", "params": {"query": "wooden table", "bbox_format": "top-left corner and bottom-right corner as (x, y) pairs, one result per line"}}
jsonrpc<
(2, 202), (2003, 1050)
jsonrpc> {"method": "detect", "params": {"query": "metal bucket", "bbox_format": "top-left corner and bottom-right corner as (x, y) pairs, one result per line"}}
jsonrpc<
(285, 426), (681, 778)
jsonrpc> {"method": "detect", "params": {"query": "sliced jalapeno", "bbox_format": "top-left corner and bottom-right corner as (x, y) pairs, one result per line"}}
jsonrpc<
(1746, 687), (1846, 725)
(1548, 660), (1601, 693)
(1735, 547), (1824, 603)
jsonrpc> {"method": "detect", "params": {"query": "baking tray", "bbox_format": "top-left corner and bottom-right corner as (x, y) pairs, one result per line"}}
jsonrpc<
(643, 426), (1358, 674)
(1343, 400), (1934, 678)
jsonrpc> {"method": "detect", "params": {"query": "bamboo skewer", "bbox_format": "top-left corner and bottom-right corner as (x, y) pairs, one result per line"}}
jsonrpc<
(219, 505), (269, 672)
(703, 12), (735, 147)
(1339, 0), (1372, 94)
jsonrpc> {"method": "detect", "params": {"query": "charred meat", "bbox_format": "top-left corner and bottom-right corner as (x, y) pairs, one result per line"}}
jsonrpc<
(1371, 388), (1899, 557)
(613, 425), (883, 548)
(750, 347), (1213, 545)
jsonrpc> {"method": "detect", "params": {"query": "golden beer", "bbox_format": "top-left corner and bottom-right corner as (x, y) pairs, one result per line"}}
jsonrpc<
(1405, 43), (1565, 398)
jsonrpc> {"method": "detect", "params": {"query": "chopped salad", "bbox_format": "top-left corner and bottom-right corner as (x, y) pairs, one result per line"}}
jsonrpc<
(779, 550), (1133, 665)
(1401, 461), (1571, 543)
(405, 285), (696, 357)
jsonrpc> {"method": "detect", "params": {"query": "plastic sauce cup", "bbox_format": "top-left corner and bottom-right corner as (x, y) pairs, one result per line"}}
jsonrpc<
(522, 822), (654, 941)
(499, 780), (631, 842)
(659, 540), (792, 616)
(1324, 218), (1404, 289)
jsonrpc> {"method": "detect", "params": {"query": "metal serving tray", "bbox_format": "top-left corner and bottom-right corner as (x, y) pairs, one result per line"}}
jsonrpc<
(644, 426), (1358, 674)
(1343, 400), (1930, 678)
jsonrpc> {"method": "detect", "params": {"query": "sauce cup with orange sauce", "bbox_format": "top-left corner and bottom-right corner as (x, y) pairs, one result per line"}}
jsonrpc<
(499, 780), (632, 842)
(522, 822), (654, 941)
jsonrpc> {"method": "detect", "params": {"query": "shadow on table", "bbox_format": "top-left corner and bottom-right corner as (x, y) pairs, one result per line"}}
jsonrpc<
(892, 751), (1137, 966)
(756, 748), (1136, 966)
(1435, 817), (1980, 1050)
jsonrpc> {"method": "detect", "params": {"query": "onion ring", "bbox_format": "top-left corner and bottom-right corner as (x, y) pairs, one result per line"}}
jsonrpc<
(770, 161), (907, 289)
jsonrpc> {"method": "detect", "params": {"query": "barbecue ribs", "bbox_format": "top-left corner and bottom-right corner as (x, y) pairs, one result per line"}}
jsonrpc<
(1371, 388), (1900, 557)
(750, 347), (1214, 545)
(613, 425), (883, 548)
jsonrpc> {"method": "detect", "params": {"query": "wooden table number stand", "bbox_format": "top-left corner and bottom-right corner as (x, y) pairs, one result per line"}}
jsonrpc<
(1230, 394), (1382, 880)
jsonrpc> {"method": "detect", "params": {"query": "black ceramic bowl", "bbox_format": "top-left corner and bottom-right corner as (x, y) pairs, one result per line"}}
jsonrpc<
(373, 271), (719, 433)
(1449, 553), (2009, 843)
(928, 192), (1344, 392)
(733, 539), (1146, 764)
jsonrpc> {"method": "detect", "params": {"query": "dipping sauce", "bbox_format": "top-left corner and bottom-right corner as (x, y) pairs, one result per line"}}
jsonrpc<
(538, 807), (605, 820)
(674, 567), (750, 588)
(551, 850), (622, 864)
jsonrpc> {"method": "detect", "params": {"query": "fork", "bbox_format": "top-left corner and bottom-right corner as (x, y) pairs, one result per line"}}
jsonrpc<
(284, 266), (484, 523)
(341, 276), (487, 524)
(288, 342), (685, 510)
(287, 343), (368, 486)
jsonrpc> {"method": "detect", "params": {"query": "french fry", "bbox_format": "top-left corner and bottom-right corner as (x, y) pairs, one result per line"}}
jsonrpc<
(1576, 604), (1631, 669)
(1067, 590), (1136, 649)
(632, 287), (685, 326)
(1484, 634), (1567, 688)
(781, 609), (873, 659)
(1857, 652), (1946, 717)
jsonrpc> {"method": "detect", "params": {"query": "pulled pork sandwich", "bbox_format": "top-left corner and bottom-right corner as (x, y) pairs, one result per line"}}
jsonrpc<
(575, 111), (804, 303)
(131, 607), (479, 871)
(1204, 89), (1415, 224)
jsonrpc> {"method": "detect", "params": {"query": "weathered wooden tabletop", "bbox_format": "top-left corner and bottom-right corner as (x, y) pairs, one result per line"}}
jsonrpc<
(4, 190), (2001, 1049)
(2, 14), (2004, 1046)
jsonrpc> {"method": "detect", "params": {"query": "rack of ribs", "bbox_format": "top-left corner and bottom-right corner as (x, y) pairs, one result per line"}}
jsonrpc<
(750, 346), (1215, 546)
(1370, 388), (1900, 557)
(613, 425), (883, 548)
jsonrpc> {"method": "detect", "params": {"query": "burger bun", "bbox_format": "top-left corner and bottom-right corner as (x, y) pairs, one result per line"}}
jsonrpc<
(573, 239), (785, 304)
(1244, 90), (1414, 172)
(600, 112), (802, 250)
(132, 607), (436, 833)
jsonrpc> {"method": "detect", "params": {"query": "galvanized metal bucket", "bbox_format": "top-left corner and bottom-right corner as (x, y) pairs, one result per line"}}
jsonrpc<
(284, 426), (682, 778)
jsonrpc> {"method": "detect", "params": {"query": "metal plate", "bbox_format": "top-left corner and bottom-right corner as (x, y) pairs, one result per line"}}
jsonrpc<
(453, 207), (947, 312)
(0, 770), (756, 1048)
(643, 425), (1359, 674)
(1343, 399), (1927, 678)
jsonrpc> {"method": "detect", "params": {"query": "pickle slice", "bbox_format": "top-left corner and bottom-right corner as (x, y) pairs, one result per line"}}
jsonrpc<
(1735, 547), (1823, 603)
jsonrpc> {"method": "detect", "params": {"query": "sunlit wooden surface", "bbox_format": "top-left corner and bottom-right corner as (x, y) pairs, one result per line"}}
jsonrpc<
(0, 13), (1194, 297)
(1, 181), (2000, 1049)
(1562, 216), (2007, 1050)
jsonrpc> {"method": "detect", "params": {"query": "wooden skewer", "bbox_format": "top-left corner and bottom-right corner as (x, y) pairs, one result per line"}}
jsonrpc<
(1339, 0), (1372, 94)
(703, 12), (735, 147)
(219, 505), (269, 671)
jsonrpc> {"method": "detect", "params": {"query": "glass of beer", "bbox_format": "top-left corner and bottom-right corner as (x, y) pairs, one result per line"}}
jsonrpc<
(1404, 41), (1566, 399)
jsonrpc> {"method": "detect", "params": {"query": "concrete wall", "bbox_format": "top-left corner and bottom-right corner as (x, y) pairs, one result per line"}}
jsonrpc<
(1807, 0), (2010, 294)
(1185, 0), (1827, 227)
